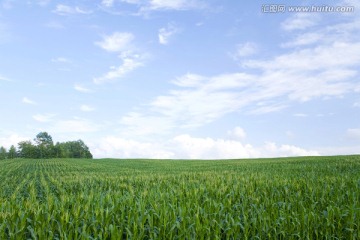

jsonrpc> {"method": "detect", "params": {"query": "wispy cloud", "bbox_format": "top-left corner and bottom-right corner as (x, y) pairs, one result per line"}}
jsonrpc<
(80, 105), (95, 112)
(95, 32), (134, 52)
(53, 4), (92, 15)
(36, 0), (50, 7)
(100, 0), (206, 15)
(22, 97), (37, 105)
(0, 75), (11, 81)
(51, 57), (71, 63)
(101, 0), (115, 8)
(248, 104), (287, 115)
(94, 32), (144, 84)
(282, 32), (323, 48)
(94, 56), (143, 84)
(119, 10), (360, 136)
(74, 84), (93, 93)
(281, 13), (320, 31)
(141, 0), (205, 12)
(232, 42), (258, 59)
(158, 23), (180, 45)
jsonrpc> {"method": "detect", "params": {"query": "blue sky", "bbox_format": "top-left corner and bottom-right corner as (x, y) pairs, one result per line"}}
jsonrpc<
(0, 0), (359, 159)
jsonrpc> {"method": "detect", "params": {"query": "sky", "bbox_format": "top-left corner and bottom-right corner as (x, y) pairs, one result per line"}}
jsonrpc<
(0, 0), (359, 159)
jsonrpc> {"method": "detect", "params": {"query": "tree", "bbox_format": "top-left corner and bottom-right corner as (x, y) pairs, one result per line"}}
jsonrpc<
(8, 145), (17, 159)
(5, 132), (93, 159)
(72, 140), (93, 159)
(34, 132), (53, 146)
(34, 132), (54, 158)
(54, 140), (93, 159)
(18, 141), (36, 159)
(0, 146), (7, 160)
(53, 142), (63, 158)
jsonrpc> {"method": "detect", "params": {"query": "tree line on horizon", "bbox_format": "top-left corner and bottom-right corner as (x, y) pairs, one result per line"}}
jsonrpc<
(0, 132), (93, 160)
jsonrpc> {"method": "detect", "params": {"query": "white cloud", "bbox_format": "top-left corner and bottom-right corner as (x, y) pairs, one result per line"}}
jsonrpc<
(74, 84), (93, 93)
(233, 42), (258, 59)
(93, 56), (143, 84)
(263, 142), (319, 157)
(118, 11), (359, 135)
(92, 136), (174, 159)
(281, 13), (320, 31)
(22, 97), (37, 105)
(95, 32), (134, 52)
(0, 134), (28, 149)
(242, 43), (360, 102)
(94, 32), (144, 84)
(101, 0), (115, 7)
(53, 4), (92, 15)
(80, 105), (95, 112)
(171, 73), (206, 87)
(100, 0), (204, 13)
(121, 50), (358, 134)
(112, 3), (360, 143)
(51, 57), (71, 63)
(36, 0), (50, 6)
(0, 75), (11, 81)
(172, 134), (258, 159)
(158, 23), (179, 45)
(248, 104), (287, 115)
(144, 0), (204, 11)
(243, 42), (360, 72)
(282, 32), (323, 48)
(90, 133), (319, 159)
(33, 114), (56, 122)
(228, 127), (246, 140)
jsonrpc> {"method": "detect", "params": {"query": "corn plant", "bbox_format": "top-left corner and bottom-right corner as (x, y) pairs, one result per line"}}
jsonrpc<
(0, 155), (359, 239)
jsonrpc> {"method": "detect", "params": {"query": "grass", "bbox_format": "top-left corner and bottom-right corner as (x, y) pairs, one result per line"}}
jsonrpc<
(0, 155), (359, 239)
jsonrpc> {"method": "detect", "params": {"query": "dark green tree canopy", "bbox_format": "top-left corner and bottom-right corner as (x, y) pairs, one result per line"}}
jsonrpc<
(18, 141), (38, 159)
(34, 132), (53, 147)
(1, 132), (93, 160)
(0, 146), (7, 160)
(8, 145), (17, 159)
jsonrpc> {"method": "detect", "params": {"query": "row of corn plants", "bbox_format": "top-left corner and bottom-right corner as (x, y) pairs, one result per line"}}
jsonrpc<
(0, 155), (359, 239)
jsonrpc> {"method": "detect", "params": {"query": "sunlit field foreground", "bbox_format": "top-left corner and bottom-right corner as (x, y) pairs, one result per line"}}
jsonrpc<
(0, 156), (359, 239)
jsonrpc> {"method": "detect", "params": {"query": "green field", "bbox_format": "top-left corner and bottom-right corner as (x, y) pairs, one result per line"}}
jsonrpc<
(0, 156), (359, 239)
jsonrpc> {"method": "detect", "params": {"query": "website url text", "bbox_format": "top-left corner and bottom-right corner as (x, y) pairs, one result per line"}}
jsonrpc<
(262, 5), (355, 13)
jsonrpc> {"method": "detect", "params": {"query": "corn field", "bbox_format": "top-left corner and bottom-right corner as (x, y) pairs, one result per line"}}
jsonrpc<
(0, 156), (359, 239)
